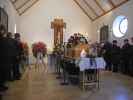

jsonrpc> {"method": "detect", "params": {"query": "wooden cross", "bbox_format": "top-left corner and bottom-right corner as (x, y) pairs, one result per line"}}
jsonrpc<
(51, 18), (66, 47)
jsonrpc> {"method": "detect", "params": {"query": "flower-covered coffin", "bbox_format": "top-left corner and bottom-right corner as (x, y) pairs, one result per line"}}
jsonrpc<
(65, 33), (89, 58)
(67, 43), (89, 58)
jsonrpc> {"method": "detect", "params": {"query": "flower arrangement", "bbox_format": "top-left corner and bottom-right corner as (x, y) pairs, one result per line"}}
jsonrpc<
(67, 33), (88, 48)
(32, 42), (47, 58)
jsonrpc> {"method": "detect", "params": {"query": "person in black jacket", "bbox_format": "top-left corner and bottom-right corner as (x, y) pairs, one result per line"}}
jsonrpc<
(12, 33), (23, 80)
(6, 32), (18, 81)
(130, 37), (133, 76)
(102, 41), (112, 71)
(0, 25), (9, 91)
(121, 39), (131, 75)
(111, 40), (120, 72)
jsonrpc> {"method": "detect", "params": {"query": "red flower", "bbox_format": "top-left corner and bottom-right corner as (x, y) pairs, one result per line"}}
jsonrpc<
(32, 42), (47, 58)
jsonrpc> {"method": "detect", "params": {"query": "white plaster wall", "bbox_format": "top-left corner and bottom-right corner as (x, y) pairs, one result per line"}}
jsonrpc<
(19, 0), (92, 52)
(92, 0), (133, 46)
(0, 0), (19, 33)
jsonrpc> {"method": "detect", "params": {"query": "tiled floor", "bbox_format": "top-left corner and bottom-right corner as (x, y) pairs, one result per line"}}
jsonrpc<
(2, 65), (133, 100)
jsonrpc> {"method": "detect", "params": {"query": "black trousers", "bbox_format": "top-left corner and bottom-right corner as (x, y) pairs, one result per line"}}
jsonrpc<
(129, 60), (133, 76)
(0, 67), (6, 86)
(0, 64), (10, 86)
(12, 61), (21, 80)
(112, 63), (119, 72)
(105, 59), (112, 71)
(122, 59), (130, 75)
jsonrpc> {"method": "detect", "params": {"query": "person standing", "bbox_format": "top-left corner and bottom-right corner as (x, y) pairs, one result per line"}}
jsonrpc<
(0, 25), (9, 91)
(111, 40), (120, 72)
(6, 32), (18, 81)
(121, 39), (131, 75)
(102, 41), (112, 71)
(13, 33), (23, 80)
(130, 37), (133, 76)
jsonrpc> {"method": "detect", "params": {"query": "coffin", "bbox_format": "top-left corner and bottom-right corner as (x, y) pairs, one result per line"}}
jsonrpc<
(66, 43), (89, 59)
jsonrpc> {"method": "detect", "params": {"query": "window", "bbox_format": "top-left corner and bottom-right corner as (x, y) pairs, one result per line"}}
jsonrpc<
(113, 16), (128, 38)
(14, 24), (17, 33)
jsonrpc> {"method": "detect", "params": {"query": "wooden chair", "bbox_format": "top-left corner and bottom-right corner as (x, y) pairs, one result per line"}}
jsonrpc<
(79, 69), (99, 91)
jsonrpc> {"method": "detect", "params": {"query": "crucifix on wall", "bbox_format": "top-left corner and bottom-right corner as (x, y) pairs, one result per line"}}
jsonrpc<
(51, 18), (66, 47)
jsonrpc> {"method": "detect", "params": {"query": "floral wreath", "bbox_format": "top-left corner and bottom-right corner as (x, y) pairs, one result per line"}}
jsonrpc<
(32, 42), (47, 58)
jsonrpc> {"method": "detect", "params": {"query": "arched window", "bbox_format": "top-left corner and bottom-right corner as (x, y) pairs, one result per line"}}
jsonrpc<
(113, 16), (128, 38)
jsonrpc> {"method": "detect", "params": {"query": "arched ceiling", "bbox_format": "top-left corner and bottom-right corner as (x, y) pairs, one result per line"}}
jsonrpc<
(10, 0), (39, 16)
(74, 0), (129, 21)
(10, 0), (129, 21)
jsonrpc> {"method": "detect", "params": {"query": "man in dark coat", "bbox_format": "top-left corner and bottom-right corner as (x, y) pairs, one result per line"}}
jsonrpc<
(102, 41), (112, 71)
(12, 33), (23, 80)
(121, 39), (131, 75)
(111, 40), (120, 72)
(0, 25), (9, 91)
(130, 37), (133, 76)
(6, 32), (18, 81)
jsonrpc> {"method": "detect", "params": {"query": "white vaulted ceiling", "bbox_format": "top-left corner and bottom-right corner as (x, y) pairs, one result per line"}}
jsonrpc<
(73, 0), (129, 21)
(10, 0), (39, 15)
(10, 0), (129, 21)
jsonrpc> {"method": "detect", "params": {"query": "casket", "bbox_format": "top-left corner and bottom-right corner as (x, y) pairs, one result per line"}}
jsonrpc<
(66, 43), (89, 59)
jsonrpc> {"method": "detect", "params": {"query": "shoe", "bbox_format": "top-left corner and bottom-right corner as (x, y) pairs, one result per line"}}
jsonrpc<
(16, 78), (21, 80)
(0, 94), (2, 100)
(15, 76), (21, 80)
(9, 78), (15, 81)
(0, 86), (8, 92)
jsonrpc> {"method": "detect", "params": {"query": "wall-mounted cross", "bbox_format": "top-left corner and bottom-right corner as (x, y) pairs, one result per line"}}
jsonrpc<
(51, 18), (66, 48)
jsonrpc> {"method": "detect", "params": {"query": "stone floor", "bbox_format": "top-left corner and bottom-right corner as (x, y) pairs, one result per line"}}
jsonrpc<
(2, 65), (133, 100)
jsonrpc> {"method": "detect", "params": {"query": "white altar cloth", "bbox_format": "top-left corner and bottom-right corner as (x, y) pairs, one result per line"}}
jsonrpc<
(78, 57), (106, 71)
